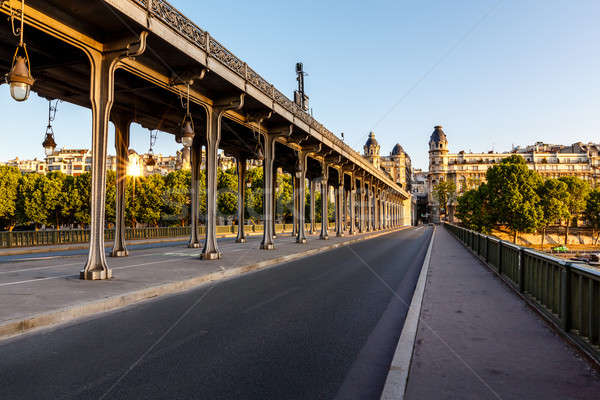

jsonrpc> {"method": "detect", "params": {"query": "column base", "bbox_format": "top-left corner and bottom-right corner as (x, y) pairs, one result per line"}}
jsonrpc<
(236, 237), (247, 243)
(110, 249), (128, 257)
(273, 234), (277, 239)
(200, 251), (222, 260)
(260, 243), (275, 250)
(336, 232), (344, 237)
(188, 242), (201, 248)
(296, 238), (307, 244)
(80, 269), (112, 280)
(320, 235), (329, 240)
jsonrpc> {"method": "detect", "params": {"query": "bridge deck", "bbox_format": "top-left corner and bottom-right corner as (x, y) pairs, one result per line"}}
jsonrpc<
(0, 229), (399, 340)
(405, 226), (600, 399)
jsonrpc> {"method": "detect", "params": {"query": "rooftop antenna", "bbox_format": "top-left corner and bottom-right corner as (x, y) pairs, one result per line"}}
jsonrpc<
(294, 62), (309, 112)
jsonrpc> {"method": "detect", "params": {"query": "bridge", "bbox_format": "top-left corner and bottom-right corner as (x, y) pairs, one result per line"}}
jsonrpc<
(0, 0), (412, 280)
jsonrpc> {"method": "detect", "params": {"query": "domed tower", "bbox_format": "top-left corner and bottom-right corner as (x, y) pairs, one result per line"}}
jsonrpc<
(390, 143), (409, 189)
(428, 125), (449, 223)
(364, 131), (381, 169)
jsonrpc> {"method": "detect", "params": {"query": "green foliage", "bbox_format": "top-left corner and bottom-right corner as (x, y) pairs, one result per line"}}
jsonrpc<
(217, 169), (237, 217)
(584, 189), (600, 244)
(432, 180), (456, 216)
(17, 172), (63, 228)
(276, 174), (293, 221)
(163, 169), (191, 225)
(0, 166), (20, 230)
(537, 179), (569, 228)
(501, 154), (527, 165)
(136, 174), (165, 226)
(456, 184), (493, 233)
(558, 176), (590, 244)
(486, 158), (542, 242)
(105, 171), (116, 225)
(61, 173), (91, 227)
(246, 167), (263, 220)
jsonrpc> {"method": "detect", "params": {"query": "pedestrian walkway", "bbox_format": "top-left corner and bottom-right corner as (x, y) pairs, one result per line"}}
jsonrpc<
(404, 226), (600, 400)
(0, 228), (401, 340)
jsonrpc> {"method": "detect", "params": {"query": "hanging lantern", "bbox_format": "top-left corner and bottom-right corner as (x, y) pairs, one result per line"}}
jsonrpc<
(42, 130), (56, 156)
(145, 154), (156, 172)
(177, 83), (194, 148)
(146, 129), (157, 172)
(180, 116), (194, 148)
(6, 1), (34, 102)
(42, 100), (58, 156)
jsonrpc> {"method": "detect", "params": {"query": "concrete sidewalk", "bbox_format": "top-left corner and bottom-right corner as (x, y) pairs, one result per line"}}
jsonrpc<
(0, 228), (402, 340)
(404, 226), (600, 400)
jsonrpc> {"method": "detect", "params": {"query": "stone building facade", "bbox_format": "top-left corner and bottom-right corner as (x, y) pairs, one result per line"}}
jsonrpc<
(363, 131), (412, 191)
(427, 125), (600, 222)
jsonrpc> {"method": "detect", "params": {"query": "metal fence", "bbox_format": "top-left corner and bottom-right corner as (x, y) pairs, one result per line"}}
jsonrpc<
(0, 222), (337, 248)
(445, 222), (600, 364)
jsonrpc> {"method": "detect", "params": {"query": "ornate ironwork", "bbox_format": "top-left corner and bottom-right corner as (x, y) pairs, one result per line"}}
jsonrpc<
(131, 0), (402, 192)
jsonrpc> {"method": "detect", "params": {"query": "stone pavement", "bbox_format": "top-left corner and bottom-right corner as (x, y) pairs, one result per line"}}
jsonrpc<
(0, 228), (401, 340)
(404, 226), (600, 400)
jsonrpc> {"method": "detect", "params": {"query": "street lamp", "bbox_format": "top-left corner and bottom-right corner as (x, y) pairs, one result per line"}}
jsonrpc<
(177, 83), (194, 148)
(5, 1), (35, 102)
(146, 129), (157, 173)
(42, 99), (58, 156)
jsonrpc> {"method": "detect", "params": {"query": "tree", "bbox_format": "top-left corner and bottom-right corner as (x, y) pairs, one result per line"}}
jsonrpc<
(486, 155), (543, 243)
(584, 189), (600, 245)
(0, 166), (20, 231)
(433, 179), (456, 217)
(61, 173), (91, 227)
(136, 174), (165, 227)
(246, 166), (263, 222)
(105, 170), (116, 226)
(558, 176), (590, 245)
(217, 168), (237, 220)
(45, 172), (66, 229)
(17, 173), (62, 229)
(276, 174), (293, 222)
(456, 184), (494, 233)
(537, 179), (568, 250)
(162, 169), (191, 226)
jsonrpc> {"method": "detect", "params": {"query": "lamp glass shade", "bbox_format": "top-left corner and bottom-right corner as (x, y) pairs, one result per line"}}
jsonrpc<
(10, 82), (30, 102)
(181, 120), (194, 148)
(7, 56), (34, 102)
(181, 135), (194, 148)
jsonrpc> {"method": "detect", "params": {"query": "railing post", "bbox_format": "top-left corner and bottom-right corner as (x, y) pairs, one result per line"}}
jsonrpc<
(518, 248), (525, 292)
(560, 263), (572, 331)
(497, 240), (503, 275)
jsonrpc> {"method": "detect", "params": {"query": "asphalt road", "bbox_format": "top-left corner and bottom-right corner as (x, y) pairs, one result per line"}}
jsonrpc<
(0, 226), (432, 400)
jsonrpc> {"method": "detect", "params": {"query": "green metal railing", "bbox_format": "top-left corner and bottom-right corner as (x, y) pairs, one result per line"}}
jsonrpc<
(445, 222), (600, 363)
(0, 222), (337, 249)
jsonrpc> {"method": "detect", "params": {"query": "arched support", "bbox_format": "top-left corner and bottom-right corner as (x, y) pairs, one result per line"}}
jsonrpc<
(81, 32), (148, 280)
(261, 126), (292, 250)
(336, 169), (344, 237)
(188, 136), (203, 248)
(309, 179), (316, 235)
(349, 173), (356, 235)
(320, 161), (330, 240)
(235, 156), (247, 243)
(111, 113), (132, 258)
(296, 145), (319, 244)
(202, 95), (245, 260)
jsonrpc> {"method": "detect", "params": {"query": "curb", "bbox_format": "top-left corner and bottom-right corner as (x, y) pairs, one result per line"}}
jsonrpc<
(0, 227), (409, 342)
(380, 226), (435, 400)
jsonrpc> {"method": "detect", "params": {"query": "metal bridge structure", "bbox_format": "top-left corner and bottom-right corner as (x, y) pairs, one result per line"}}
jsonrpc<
(0, 0), (412, 280)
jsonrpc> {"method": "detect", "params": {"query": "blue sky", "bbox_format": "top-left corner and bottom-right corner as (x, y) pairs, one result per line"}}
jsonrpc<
(1, 0), (599, 170)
